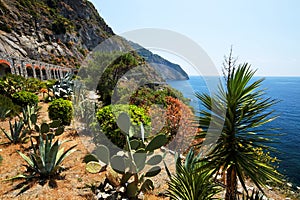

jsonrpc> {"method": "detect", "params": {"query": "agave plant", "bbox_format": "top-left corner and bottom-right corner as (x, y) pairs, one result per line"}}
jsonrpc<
(20, 105), (40, 130)
(166, 148), (221, 200)
(0, 107), (10, 120)
(49, 72), (74, 100)
(17, 133), (76, 177)
(1, 120), (27, 144)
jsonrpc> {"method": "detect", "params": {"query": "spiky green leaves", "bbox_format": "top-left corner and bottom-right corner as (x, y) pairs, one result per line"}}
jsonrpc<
(166, 149), (220, 200)
(196, 62), (283, 198)
(1, 120), (27, 144)
(17, 134), (76, 177)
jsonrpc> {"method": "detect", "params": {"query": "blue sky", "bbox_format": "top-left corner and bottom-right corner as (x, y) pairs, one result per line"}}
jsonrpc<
(90, 0), (300, 76)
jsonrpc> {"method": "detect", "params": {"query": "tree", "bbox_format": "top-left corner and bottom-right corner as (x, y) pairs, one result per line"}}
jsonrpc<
(196, 51), (283, 200)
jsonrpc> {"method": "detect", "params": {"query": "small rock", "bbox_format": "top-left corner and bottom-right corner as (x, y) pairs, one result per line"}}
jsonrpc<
(104, 183), (113, 192)
(287, 182), (293, 187)
(266, 185), (273, 190)
(246, 186), (254, 191)
(117, 186), (125, 193)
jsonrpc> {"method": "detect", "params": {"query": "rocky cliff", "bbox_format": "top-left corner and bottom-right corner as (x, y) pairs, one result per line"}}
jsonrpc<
(0, 0), (188, 80)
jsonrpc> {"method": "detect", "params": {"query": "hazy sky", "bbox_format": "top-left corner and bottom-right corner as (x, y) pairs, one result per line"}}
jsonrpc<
(90, 0), (300, 76)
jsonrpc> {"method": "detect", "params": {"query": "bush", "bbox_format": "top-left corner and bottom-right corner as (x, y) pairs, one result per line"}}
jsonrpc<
(96, 104), (150, 148)
(0, 94), (20, 119)
(0, 74), (43, 97)
(11, 91), (38, 107)
(48, 98), (73, 125)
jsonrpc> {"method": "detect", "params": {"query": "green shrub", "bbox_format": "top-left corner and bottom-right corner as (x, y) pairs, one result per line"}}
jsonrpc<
(96, 104), (150, 148)
(0, 94), (20, 119)
(11, 91), (39, 107)
(0, 74), (43, 97)
(48, 98), (73, 125)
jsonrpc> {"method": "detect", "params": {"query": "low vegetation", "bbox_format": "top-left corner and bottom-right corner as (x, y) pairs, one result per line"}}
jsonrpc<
(48, 98), (73, 125)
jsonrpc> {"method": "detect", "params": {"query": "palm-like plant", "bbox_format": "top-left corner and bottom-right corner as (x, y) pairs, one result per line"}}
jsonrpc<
(17, 134), (76, 177)
(166, 148), (220, 200)
(196, 56), (283, 199)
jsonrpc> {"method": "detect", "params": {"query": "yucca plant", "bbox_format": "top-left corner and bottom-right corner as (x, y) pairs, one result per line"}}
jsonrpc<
(1, 119), (27, 144)
(196, 51), (283, 199)
(17, 133), (76, 177)
(166, 148), (221, 200)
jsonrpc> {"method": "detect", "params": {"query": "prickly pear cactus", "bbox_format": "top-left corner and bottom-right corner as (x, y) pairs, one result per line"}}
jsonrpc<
(86, 112), (168, 199)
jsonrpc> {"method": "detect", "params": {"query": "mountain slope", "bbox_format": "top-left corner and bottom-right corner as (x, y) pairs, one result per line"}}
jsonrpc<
(0, 0), (188, 80)
(129, 41), (189, 80)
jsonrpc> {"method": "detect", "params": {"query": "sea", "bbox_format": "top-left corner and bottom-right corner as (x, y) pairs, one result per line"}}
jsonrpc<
(168, 76), (300, 187)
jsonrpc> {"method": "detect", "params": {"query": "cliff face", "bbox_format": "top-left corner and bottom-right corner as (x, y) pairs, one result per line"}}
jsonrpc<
(0, 0), (188, 80)
(0, 0), (113, 68)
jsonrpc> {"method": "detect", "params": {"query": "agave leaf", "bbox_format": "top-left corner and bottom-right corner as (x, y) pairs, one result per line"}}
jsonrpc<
(55, 144), (77, 168)
(17, 151), (34, 168)
(39, 136), (45, 166)
(32, 154), (46, 175)
(1, 127), (12, 142)
(46, 140), (59, 174)
(2, 174), (28, 181)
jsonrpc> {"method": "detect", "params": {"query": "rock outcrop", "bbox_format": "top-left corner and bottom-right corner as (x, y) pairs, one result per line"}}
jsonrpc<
(0, 0), (188, 80)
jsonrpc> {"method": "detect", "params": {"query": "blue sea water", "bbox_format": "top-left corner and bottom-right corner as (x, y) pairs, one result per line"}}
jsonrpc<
(168, 76), (300, 187)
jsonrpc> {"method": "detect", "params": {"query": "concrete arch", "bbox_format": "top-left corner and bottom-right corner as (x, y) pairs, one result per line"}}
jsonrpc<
(0, 59), (11, 77)
(26, 64), (34, 78)
(41, 66), (47, 80)
(0, 53), (75, 80)
(35, 67), (41, 79)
